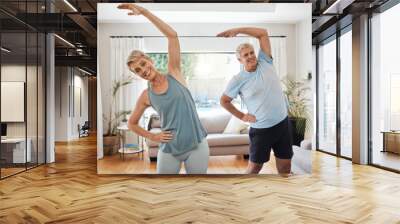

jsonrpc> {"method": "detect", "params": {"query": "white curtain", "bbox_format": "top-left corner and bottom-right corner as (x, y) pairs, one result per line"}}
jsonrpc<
(97, 69), (103, 159)
(110, 37), (147, 118)
(249, 37), (287, 79)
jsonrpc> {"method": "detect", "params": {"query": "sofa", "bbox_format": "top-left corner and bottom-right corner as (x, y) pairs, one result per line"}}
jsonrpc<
(145, 111), (250, 161)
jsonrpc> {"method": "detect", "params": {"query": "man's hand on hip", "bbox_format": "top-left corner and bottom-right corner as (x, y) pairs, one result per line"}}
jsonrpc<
(241, 113), (256, 123)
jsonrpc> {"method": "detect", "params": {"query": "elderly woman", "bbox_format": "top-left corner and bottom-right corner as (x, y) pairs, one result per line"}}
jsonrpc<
(118, 3), (209, 174)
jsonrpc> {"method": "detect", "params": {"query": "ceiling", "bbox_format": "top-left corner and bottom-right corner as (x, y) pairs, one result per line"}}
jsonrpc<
(0, 31), (45, 65)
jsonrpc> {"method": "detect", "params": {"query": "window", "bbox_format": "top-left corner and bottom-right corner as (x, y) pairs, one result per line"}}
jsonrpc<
(370, 2), (400, 171)
(340, 29), (352, 158)
(317, 37), (337, 154)
(148, 53), (242, 113)
(390, 74), (400, 130)
(0, 2), (47, 179)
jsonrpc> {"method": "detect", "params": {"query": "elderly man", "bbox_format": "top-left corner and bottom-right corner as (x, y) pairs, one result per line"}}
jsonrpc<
(218, 27), (292, 175)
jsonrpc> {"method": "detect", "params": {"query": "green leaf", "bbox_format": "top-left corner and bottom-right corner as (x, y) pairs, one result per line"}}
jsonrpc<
(282, 77), (312, 135)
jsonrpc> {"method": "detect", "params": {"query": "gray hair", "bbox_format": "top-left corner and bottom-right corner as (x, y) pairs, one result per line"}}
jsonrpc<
(236, 43), (254, 59)
(126, 50), (152, 67)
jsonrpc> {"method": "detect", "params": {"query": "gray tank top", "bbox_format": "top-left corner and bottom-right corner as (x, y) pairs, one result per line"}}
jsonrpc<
(148, 74), (207, 155)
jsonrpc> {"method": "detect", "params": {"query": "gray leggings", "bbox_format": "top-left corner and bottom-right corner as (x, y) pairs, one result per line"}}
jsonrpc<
(157, 138), (209, 174)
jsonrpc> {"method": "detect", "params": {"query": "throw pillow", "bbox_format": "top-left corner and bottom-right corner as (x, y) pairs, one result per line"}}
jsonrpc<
(223, 115), (249, 134)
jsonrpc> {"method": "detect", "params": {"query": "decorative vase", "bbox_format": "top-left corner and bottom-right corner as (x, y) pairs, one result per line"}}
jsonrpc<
(289, 117), (306, 146)
(103, 135), (120, 155)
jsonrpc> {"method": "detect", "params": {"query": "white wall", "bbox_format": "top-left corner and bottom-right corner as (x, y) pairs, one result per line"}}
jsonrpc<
(1, 64), (47, 163)
(294, 4), (313, 140)
(1, 65), (27, 140)
(72, 74), (89, 138)
(1, 65), (37, 137)
(54, 67), (89, 141)
(55, 67), (69, 141)
(296, 17), (312, 80)
(296, 16), (314, 140)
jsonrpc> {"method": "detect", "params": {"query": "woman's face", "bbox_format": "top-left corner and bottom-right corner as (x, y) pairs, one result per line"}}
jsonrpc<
(129, 57), (157, 81)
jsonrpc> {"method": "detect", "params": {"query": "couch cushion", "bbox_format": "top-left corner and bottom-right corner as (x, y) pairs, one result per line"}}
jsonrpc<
(206, 133), (249, 147)
(240, 127), (250, 134)
(291, 145), (311, 174)
(300, 139), (312, 150)
(199, 112), (231, 134)
(148, 110), (233, 134)
(223, 116), (249, 134)
(148, 115), (161, 129)
(146, 131), (249, 148)
(145, 128), (161, 147)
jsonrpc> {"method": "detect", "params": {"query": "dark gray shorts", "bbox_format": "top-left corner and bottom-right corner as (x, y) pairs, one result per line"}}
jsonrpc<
(249, 117), (293, 164)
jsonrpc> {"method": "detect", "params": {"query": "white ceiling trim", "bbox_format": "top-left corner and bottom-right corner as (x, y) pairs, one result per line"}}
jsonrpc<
(98, 3), (310, 24)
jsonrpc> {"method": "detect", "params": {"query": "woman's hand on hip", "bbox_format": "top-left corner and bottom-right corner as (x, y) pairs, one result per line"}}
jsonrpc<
(150, 131), (173, 143)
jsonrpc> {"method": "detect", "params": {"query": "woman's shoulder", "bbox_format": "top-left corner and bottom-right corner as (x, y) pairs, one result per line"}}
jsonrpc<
(167, 72), (187, 88)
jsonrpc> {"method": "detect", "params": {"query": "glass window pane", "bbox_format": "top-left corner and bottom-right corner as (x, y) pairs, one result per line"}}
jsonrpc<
(340, 30), (352, 158)
(0, 1), (46, 179)
(371, 3), (400, 171)
(1, 31), (27, 177)
(148, 53), (242, 113)
(27, 31), (38, 169)
(318, 38), (337, 154)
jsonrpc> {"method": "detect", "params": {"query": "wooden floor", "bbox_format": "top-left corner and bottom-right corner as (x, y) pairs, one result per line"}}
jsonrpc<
(1, 135), (400, 223)
(0, 167), (25, 178)
(98, 149), (278, 174)
(1, 163), (45, 178)
(372, 151), (400, 171)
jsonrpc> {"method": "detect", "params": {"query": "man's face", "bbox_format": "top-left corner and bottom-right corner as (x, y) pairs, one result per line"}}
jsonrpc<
(239, 47), (258, 72)
(129, 57), (156, 80)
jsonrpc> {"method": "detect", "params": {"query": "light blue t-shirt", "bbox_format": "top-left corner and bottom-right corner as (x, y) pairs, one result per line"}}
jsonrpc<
(224, 50), (288, 129)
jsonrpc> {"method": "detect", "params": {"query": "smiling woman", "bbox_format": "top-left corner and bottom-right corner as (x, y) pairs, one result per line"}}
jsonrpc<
(105, 3), (210, 175)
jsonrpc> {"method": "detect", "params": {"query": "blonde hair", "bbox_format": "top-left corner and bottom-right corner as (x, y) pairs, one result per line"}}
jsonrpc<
(236, 43), (254, 59)
(126, 50), (152, 69)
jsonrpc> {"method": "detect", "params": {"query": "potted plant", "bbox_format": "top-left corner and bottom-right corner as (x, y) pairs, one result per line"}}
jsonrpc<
(103, 76), (133, 155)
(282, 78), (311, 146)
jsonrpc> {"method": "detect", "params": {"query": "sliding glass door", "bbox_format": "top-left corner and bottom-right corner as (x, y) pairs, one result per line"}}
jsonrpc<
(317, 26), (353, 159)
(339, 28), (352, 158)
(1, 31), (28, 177)
(317, 37), (337, 154)
(0, 1), (46, 179)
(370, 3), (400, 171)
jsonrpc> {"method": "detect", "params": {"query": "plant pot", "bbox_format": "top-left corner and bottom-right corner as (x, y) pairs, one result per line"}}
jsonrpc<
(103, 135), (120, 156)
(289, 117), (306, 146)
